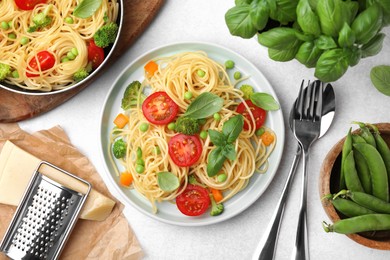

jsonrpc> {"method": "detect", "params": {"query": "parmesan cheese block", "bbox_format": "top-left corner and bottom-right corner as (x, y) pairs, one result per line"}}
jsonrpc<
(0, 140), (115, 221)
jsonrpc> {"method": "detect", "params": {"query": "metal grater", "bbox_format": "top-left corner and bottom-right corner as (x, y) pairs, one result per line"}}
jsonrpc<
(0, 161), (91, 260)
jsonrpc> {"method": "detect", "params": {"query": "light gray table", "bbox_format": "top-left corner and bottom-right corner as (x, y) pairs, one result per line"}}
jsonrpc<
(20, 1), (390, 259)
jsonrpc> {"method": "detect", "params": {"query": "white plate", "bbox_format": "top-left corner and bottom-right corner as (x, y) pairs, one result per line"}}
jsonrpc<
(99, 42), (285, 226)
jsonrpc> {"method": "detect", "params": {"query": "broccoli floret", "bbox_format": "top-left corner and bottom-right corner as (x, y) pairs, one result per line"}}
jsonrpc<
(175, 117), (200, 135)
(73, 63), (92, 82)
(240, 84), (254, 99)
(28, 4), (53, 33)
(188, 174), (205, 187)
(121, 80), (145, 110)
(113, 139), (127, 159)
(209, 194), (224, 216)
(93, 22), (119, 48)
(0, 63), (11, 81)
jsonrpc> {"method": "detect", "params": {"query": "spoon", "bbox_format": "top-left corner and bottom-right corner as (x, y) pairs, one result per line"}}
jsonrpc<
(252, 80), (335, 260)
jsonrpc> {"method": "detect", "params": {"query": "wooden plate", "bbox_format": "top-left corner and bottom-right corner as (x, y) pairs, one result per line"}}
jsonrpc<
(0, 0), (164, 123)
(319, 123), (390, 250)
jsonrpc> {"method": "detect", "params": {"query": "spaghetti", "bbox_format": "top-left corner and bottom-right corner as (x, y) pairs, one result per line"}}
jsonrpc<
(0, 0), (118, 91)
(109, 51), (277, 214)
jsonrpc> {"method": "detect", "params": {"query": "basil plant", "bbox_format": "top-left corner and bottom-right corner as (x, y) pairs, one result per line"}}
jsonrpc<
(225, 0), (390, 82)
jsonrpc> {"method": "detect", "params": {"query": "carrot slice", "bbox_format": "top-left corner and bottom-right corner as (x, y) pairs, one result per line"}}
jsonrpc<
(260, 131), (274, 146)
(120, 172), (133, 186)
(144, 60), (158, 76)
(113, 113), (129, 128)
(210, 188), (223, 203)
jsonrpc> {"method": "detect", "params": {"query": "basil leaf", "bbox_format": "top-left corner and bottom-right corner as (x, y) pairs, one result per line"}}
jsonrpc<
(361, 33), (385, 58)
(342, 0), (359, 25)
(345, 47), (361, 67)
(376, 0), (390, 26)
(184, 93), (223, 119)
(296, 0), (321, 37)
(249, 1), (270, 31)
(73, 0), (102, 18)
(315, 35), (338, 50)
(157, 172), (179, 192)
(207, 147), (226, 177)
(222, 144), (237, 161)
(338, 23), (356, 48)
(268, 47), (300, 62)
(351, 3), (383, 45)
(251, 92), (280, 111)
(269, 0), (298, 24)
(225, 5), (258, 39)
(208, 129), (226, 147)
(295, 41), (323, 68)
(235, 0), (253, 5)
(316, 0), (345, 37)
(370, 65), (390, 96)
(314, 48), (349, 82)
(222, 115), (244, 143)
(258, 27), (301, 50)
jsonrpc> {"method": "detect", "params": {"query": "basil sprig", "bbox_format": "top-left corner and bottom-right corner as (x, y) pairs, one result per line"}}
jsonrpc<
(250, 92), (280, 111)
(184, 92), (224, 119)
(207, 115), (244, 177)
(73, 0), (103, 19)
(157, 172), (179, 192)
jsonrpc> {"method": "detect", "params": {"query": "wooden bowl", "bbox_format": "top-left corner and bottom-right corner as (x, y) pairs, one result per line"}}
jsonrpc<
(319, 123), (390, 250)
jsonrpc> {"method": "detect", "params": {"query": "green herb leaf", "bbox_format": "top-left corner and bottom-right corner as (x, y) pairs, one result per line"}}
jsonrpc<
(268, 47), (300, 62)
(208, 129), (227, 147)
(222, 115), (244, 143)
(157, 172), (179, 192)
(338, 23), (356, 48)
(295, 41), (323, 68)
(225, 5), (257, 39)
(316, 0), (345, 37)
(258, 27), (301, 50)
(370, 65), (390, 96)
(222, 144), (236, 161)
(315, 35), (337, 50)
(184, 93), (223, 119)
(73, 0), (103, 19)
(269, 0), (298, 24)
(296, 0), (321, 37)
(249, 1), (269, 31)
(361, 33), (385, 58)
(250, 93), (280, 111)
(315, 48), (349, 82)
(207, 147), (226, 177)
(345, 47), (361, 67)
(351, 3), (383, 45)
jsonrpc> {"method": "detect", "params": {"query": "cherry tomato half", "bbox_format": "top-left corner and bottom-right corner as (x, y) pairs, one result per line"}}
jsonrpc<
(14, 0), (47, 10)
(168, 134), (202, 167)
(142, 91), (179, 125)
(236, 100), (266, 131)
(88, 39), (105, 69)
(26, 50), (56, 78)
(176, 184), (210, 216)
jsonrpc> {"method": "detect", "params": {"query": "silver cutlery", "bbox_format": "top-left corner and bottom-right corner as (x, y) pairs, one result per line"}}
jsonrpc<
(252, 80), (335, 260)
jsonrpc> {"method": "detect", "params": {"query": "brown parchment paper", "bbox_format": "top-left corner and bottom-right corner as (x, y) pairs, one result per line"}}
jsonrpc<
(0, 123), (143, 260)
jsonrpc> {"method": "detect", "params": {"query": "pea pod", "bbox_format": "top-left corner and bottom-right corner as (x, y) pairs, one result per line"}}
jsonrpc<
(353, 143), (389, 202)
(368, 124), (390, 182)
(345, 190), (390, 214)
(353, 149), (372, 194)
(340, 128), (353, 190)
(331, 197), (375, 217)
(344, 150), (364, 193)
(353, 121), (376, 148)
(351, 133), (366, 144)
(323, 214), (390, 234)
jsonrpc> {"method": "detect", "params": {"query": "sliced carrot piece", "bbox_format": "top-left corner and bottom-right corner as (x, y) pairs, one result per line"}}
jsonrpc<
(260, 131), (274, 146)
(120, 172), (133, 186)
(210, 188), (223, 203)
(113, 113), (129, 128)
(144, 60), (158, 76)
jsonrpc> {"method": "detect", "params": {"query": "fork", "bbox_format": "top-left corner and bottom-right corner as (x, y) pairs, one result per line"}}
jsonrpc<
(291, 80), (323, 260)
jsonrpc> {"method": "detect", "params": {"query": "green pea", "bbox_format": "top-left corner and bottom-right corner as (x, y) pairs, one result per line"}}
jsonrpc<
(61, 57), (70, 63)
(135, 164), (145, 173)
(225, 60), (234, 69)
(197, 69), (205, 77)
(234, 71), (241, 80)
(256, 127), (265, 136)
(184, 91), (193, 100)
(331, 197), (375, 218)
(8, 33), (16, 39)
(65, 17), (74, 24)
(1, 21), (9, 30)
(199, 130), (207, 139)
(213, 113), (221, 121)
(20, 37), (29, 45)
(136, 147), (142, 159)
(154, 146), (161, 155)
(8, 21), (12, 28)
(67, 51), (76, 60)
(136, 159), (145, 166)
(167, 122), (176, 130)
(139, 122), (149, 132)
(71, 47), (78, 56)
(217, 173), (227, 182)
(11, 70), (19, 78)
